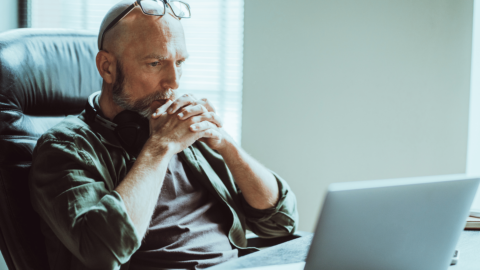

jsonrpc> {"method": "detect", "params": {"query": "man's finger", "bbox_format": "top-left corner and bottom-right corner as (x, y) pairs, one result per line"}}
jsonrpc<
(168, 93), (196, 114)
(190, 121), (217, 132)
(151, 99), (173, 119)
(197, 128), (220, 140)
(178, 104), (208, 120)
(188, 112), (223, 128)
(197, 98), (216, 113)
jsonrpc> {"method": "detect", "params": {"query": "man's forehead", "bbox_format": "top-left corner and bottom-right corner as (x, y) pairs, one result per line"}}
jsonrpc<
(141, 51), (189, 61)
(125, 9), (187, 58)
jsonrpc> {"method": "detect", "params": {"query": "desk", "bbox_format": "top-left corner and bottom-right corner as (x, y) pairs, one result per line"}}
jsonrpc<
(207, 231), (480, 270)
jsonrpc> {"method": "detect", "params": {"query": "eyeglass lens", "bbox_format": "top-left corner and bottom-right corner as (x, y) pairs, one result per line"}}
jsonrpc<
(139, 0), (166, 16)
(139, 0), (191, 18)
(169, 1), (190, 18)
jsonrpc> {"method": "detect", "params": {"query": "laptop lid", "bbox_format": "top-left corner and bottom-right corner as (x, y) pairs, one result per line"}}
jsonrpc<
(304, 174), (479, 270)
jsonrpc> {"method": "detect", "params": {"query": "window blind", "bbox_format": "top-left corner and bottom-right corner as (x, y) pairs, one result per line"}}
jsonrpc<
(30, 0), (244, 143)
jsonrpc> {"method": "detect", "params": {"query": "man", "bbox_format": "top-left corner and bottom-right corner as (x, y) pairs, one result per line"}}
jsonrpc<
(28, 0), (298, 269)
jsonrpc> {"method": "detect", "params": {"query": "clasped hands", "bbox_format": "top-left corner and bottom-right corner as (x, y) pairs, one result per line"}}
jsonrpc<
(148, 93), (230, 154)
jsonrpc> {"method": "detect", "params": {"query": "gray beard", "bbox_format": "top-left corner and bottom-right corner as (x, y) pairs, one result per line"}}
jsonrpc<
(112, 61), (175, 118)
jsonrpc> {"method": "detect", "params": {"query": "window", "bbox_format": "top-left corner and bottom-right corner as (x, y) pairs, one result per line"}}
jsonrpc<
(467, 0), (480, 210)
(30, 0), (244, 143)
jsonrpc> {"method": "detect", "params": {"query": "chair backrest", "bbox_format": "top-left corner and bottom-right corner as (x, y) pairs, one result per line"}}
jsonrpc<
(0, 29), (101, 270)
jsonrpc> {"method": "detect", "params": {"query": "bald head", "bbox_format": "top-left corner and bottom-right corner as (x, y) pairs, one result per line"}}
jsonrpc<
(102, 5), (185, 60)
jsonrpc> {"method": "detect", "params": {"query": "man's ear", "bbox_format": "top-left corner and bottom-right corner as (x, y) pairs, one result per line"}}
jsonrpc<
(96, 51), (116, 84)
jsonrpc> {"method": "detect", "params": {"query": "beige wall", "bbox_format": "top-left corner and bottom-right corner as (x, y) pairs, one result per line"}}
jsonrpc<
(242, 0), (474, 232)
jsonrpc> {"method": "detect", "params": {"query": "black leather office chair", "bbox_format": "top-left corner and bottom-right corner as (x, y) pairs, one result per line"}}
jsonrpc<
(0, 28), (101, 270)
(0, 28), (303, 270)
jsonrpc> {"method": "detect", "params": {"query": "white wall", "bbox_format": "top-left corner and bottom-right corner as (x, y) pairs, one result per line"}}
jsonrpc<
(467, 1), (480, 210)
(242, 0), (474, 232)
(0, 254), (6, 270)
(0, 0), (17, 33)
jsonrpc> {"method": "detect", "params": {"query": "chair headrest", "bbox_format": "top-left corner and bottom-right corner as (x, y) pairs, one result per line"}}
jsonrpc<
(0, 28), (102, 163)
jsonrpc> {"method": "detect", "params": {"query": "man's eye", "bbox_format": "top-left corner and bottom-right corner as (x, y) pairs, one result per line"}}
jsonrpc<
(176, 60), (184, 67)
(150, 62), (159, 67)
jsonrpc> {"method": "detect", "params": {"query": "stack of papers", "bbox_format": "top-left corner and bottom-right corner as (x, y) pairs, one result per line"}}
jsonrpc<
(470, 209), (480, 218)
(466, 209), (480, 230)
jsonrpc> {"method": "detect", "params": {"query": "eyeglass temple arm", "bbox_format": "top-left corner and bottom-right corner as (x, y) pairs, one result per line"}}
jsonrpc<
(100, 2), (136, 50)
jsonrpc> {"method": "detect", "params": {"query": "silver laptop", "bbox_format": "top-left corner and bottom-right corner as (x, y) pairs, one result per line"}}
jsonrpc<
(244, 174), (479, 270)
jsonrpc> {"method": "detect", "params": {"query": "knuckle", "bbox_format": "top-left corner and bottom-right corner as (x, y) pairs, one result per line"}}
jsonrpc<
(210, 113), (221, 125)
(200, 99), (209, 105)
(185, 93), (195, 101)
(187, 117), (197, 125)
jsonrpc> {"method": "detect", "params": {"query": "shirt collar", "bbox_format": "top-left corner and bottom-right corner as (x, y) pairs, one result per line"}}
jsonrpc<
(80, 92), (126, 151)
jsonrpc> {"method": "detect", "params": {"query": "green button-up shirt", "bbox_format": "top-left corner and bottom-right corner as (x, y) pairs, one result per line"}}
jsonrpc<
(28, 112), (298, 270)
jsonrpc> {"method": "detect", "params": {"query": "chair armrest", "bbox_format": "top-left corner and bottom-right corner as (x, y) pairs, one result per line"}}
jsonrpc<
(246, 231), (311, 248)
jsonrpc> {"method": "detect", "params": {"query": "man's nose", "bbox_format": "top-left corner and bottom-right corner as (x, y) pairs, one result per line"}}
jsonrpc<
(161, 62), (180, 90)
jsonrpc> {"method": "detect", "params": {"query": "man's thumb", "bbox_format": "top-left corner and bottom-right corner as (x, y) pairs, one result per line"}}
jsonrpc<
(151, 100), (173, 119)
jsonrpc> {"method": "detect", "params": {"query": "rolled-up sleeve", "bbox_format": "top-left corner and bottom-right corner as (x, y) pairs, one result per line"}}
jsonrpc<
(29, 138), (141, 269)
(240, 171), (299, 238)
